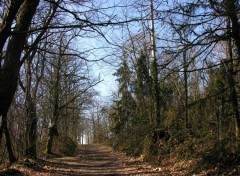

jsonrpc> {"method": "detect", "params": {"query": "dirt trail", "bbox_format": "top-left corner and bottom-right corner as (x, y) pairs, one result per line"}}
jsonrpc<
(43, 144), (162, 175)
(12, 144), (167, 176)
(1, 144), (209, 175)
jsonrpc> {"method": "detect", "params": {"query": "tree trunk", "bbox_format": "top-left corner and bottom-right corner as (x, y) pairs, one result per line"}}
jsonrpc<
(0, 0), (40, 162)
(225, 0), (240, 59)
(24, 56), (38, 159)
(183, 50), (190, 129)
(1, 114), (17, 163)
(46, 38), (65, 153)
(46, 136), (54, 154)
(46, 57), (61, 154)
(216, 110), (221, 144)
(150, 0), (161, 128)
(25, 101), (37, 159)
(0, 0), (40, 117)
(0, 0), (24, 64)
(0, 118), (3, 144)
(46, 101), (60, 154)
(46, 124), (58, 154)
(226, 17), (240, 136)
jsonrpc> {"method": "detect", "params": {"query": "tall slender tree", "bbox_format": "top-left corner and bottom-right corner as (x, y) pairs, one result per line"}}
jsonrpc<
(150, 0), (161, 129)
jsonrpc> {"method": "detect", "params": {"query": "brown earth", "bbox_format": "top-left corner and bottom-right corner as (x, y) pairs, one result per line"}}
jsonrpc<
(0, 144), (207, 176)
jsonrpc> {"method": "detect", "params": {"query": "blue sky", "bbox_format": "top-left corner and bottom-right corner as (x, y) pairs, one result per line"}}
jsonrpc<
(73, 0), (163, 101)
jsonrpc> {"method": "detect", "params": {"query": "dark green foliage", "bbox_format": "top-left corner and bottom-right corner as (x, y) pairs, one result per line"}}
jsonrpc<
(109, 37), (240, 174)
(111, 51), (153, 156)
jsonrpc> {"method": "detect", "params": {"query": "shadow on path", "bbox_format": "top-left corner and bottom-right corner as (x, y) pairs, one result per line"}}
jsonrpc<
(21, 145), (167, 176)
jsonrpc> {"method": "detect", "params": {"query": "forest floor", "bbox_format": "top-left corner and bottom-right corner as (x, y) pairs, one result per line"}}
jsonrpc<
(0, 144), (223, 176)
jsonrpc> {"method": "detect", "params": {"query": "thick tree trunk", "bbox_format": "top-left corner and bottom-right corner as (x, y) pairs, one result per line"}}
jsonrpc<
(0, 0), (23, 44)
(46, 135), (54, 154)
(226, 17), (240, 139)
(3, 116), (17, 163)
(225, 0), (240, 59)
(24, 56), (38, 159)
(46, 78), (60, 154)
(0, 0), (40, 117)
(46, 51), (61, 154)
(0, 114), (17, 163)
(0, 65), (20, 122)
(46, 124), (58, 154)
(25, 101), (37, 159)
(0, 0), (39, 162)
(0, 0), (24, 62)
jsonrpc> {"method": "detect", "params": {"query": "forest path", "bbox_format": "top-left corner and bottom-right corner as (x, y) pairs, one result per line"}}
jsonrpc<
(10, 144), (171, 176)
(36, 144), (162, 176)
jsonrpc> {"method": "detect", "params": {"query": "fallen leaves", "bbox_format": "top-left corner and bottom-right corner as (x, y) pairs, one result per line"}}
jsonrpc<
(0, 144), (218, 175)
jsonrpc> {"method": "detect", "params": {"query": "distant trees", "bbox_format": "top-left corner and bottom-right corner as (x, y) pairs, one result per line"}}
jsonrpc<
(0, 0), (122, 162)
(44, 31), (98, 154)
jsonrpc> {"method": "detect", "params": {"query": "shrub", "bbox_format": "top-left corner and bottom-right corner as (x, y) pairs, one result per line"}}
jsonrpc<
(55, 136), (78, 156)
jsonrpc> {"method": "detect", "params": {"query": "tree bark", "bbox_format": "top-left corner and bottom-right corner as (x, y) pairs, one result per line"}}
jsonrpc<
(25, 103), (37, 159)
(226, 17), (240, 138)
(3, 116), (17, 163)
(224, 0), (240, 59)
(0, 114), (17, 163)
(24, 53), (38, 159)
(46, 55), (61, 154)
(183, 50), (190, 129)
(0, 0), (40, 118)
(0, 0), (24, 59)
(25, 88), (38, 159)
(0, 0), (40, 162)
(46, 124), (58, 154)
(150, 0), (161, 128)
